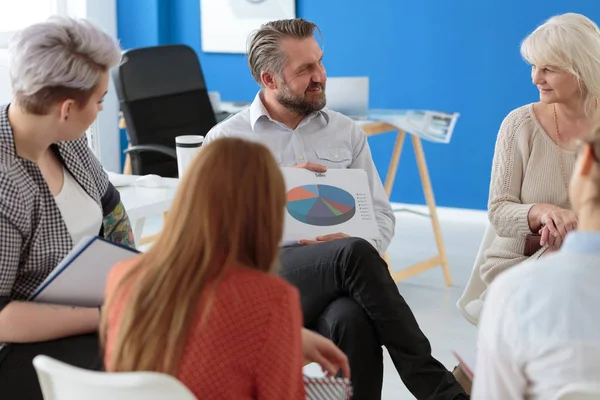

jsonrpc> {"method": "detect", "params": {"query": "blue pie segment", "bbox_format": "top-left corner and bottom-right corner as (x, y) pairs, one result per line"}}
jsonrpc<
(286, 185), (356, 226)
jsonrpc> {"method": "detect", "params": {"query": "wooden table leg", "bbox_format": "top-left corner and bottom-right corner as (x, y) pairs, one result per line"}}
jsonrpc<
(384, 130), (406, 197)
(120, 112), (133, 175)
(411, 135), (452, 286)
(123, 151), (132, 175)
(383, 130), (406, 269)
(364, 126), (451, 285)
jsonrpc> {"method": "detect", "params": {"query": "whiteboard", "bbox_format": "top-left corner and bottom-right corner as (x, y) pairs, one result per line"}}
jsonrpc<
(200, 0), (296, 54)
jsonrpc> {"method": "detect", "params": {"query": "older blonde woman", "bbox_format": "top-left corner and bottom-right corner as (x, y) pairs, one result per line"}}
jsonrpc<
(0, 17), (134, 399)
(480, 13), (600, 287)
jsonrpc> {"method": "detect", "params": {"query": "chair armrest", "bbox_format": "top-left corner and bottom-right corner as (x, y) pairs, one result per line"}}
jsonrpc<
(124, 145), (177, 159)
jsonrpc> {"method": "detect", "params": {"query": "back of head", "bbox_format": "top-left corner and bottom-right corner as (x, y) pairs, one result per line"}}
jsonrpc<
(101, 137), (287, 375)
(520, 13), (600, 101)
(569, 116), (600, 215)
(156, 136), (287, 271)
(583, 117), (600, 190)
(247, 18), (320, 85)
(8, 16), (121, 115)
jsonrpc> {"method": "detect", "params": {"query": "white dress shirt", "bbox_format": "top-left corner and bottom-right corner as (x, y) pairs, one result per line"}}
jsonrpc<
(204, 92), (396, 253)
(472, 231), (600, 400)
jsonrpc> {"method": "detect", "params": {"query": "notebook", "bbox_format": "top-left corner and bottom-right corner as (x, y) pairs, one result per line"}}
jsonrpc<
(30, 236), (139, 307)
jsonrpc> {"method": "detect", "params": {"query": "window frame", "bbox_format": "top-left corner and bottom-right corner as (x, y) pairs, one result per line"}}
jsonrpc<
(0, 0), (70, 48)
(0, 0), (121, 172)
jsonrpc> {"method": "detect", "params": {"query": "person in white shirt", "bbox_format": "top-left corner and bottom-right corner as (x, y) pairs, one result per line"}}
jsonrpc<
(473, 84), (600, 398)
(204, 18), (467, 400)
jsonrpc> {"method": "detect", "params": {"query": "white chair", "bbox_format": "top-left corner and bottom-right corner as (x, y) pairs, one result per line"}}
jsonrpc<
(456, 223), (497, 326)
(32, 355), (197, 400)
(553, 382), (600, 400)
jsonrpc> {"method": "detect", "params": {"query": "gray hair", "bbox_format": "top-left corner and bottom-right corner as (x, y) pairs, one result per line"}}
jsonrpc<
(8, 16), (122, 114)
(247, 18), (321, 86)
(521, 13), (600, 109)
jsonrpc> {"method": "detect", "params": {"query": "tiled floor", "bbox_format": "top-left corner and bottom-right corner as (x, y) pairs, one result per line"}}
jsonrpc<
(141, 203), (488, 399)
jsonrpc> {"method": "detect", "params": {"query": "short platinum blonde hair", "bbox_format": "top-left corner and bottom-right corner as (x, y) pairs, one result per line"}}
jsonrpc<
(247, 18), (321, 86)
(8, 16), (122, 115)
(521, 13), (600, 102)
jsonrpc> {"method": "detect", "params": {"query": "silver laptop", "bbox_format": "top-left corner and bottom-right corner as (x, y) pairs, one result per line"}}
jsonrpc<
(325, 76), (369, 119)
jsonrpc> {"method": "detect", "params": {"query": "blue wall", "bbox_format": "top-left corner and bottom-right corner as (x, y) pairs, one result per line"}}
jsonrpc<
(116, 0), (600, 210)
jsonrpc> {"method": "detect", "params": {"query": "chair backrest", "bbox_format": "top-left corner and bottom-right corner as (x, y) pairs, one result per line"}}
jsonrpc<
(33, 355), (197, 400)
(456, 222), (497, 326)
(112, 44), (217, 177)
(553, 382), (600, 400)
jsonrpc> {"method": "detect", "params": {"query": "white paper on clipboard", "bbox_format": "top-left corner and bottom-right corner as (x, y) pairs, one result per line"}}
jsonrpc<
(30, 236), (139, 307)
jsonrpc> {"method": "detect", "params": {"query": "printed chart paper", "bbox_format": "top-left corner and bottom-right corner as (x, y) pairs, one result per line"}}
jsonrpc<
(281, 168), (380, 243)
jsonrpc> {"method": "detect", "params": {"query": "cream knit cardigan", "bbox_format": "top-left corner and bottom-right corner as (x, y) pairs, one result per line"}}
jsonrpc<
(480, 103), (576, 285)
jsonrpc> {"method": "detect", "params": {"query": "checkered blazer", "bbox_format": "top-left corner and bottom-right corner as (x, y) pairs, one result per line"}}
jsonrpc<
(0, 104), (120, 305)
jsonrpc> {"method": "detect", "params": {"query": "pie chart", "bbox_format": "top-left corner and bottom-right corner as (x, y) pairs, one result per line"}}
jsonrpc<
(286, 185), (356, 226)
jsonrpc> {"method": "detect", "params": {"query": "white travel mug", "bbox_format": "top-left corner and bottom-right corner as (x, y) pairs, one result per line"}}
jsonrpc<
(175, 135), (204, 178)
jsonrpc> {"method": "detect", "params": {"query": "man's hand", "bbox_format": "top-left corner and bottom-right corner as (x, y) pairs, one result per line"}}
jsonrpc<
(299, 232), (349, 246)
(293, 162), (327, 173)
(292, 163), (346, 245)
(302, 328), (350, 378)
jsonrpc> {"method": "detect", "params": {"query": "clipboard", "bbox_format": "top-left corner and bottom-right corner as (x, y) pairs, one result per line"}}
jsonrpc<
(30, 236), (139, 307)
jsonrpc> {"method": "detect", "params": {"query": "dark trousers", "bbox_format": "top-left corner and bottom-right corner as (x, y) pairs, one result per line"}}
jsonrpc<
(280, 237), (467, 400)
(0, 333), (102, 400)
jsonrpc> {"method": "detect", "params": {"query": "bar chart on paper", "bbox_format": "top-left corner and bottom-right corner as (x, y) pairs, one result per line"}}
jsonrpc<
(281, 168), (380, 242)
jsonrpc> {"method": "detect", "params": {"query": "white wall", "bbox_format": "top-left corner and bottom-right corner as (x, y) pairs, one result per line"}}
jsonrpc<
(0, 52), (11, 105)
(83, 0), (120, 172)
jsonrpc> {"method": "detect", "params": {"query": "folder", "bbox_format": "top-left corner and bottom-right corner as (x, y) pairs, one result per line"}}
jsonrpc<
(29, 236), (139, 307)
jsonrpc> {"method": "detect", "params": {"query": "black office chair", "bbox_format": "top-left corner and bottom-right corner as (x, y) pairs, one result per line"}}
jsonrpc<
(112, 44), (217, 177)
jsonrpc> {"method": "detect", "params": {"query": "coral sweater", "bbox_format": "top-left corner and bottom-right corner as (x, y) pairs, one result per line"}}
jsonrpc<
(104, 258), (305, 400)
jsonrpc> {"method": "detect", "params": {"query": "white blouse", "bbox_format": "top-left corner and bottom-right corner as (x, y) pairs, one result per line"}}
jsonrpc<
(473, 231), (600, 399)
(54, 167), (103, 246)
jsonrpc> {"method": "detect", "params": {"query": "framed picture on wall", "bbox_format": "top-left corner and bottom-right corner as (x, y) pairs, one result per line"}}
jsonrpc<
(200, 0), (296, 54)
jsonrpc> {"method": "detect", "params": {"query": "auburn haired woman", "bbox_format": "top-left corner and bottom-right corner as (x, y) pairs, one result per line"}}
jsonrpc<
(102, 138), (348, 399)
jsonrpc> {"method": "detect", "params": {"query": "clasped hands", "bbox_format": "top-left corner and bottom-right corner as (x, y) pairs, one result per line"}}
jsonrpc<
(536, 206), (578, 249)
(293, 162), (349, 246)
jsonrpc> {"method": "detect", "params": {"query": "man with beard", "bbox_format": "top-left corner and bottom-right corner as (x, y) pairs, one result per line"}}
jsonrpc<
(203, 18), (468, 400)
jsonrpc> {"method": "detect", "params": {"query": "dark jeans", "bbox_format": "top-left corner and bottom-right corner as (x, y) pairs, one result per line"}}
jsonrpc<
(0, 333), (102, 400)
(280, 237), (467, 400)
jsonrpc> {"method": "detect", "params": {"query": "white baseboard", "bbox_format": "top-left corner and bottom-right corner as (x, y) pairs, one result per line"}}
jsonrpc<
(391, 202), (488, 224)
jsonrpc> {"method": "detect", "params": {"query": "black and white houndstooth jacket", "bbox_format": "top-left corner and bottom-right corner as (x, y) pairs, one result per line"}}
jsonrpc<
(0, 104), (120, 307)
